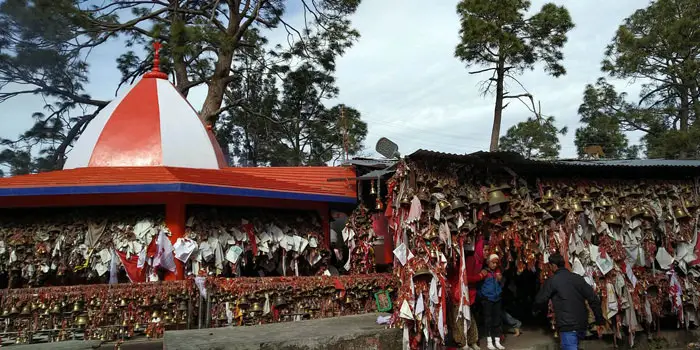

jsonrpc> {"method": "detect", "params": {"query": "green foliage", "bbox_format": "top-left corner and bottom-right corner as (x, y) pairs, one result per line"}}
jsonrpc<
(499, 116), (567, 159)
(455, 0), (574, 76)
(454, 0), (574, 151)
(0, 0), (363, 172)
(573, 79), (640, 159)
(592, 0), (700, 159)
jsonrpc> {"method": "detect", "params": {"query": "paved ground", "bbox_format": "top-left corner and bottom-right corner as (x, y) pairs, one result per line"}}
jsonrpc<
(163, 312), (399, 350)
(8, 317), (699, 349)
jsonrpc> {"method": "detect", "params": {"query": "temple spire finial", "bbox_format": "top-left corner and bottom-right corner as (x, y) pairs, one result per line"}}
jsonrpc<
(144, 41), (168, 79)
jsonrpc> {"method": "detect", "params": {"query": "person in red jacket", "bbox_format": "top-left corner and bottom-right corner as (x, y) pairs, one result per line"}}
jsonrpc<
(461, 237), (488, 350)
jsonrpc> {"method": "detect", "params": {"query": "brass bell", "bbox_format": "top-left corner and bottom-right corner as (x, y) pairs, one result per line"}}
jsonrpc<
(580, 194), (592, 203)
(1, 308), (9, 317)
(684, 198), (697, 210)
(168, 295), (176, 305)
(274, 296), (287, 307)
(501, 215), (513, 225)
(50, 304), (61, 314)
(642, 208), (654, 220)
(74, 314), (88, 327)
(604, 211), (621, 226)
(542, 213), (554, 223)
(119, 299), (128, 308)
(434, 180), (444, 191)
(571, 202), (584, 213)
(599, 198), (612, 207)
(20, 305), (31, 316)
(369, 180), (377, 195)
(72, 300), (83, 313)
(629, 206), (643, 218)
(450, 198), (465, 211)
(400, 196), (411, 206)
(107, 306), (116, 315)
(375, 199), (384, 211)
(151, 310), (161, 319)
(460, 221), (476, 232)
(344, 295), (353, 304)
(413, 268), (432, 279)
(674, 206), (689, 219)
(590, 187), (601, 196)
(487, 189), (509, 206)
(438, 200), (451, 211)
(251, 302), (263, 312)
(542, 189), (554, 201)
(423, 227), (438, 241)
(550, 202), (563, 215)
(448, 222), (458, 232)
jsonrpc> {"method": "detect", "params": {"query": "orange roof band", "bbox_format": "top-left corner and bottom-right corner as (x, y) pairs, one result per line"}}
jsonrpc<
(0, 166), (358, 202)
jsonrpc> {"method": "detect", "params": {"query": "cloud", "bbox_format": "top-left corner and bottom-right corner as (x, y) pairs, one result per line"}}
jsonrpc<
(328, 0), (648, 158)
(0, 0), (648, 161)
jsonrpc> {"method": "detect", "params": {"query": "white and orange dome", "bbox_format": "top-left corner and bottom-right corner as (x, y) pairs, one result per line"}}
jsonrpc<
(63, 46), (226, 170)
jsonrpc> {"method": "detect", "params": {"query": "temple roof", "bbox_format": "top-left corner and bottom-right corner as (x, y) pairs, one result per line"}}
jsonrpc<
(63, 43), (226, 170)
(0, 166), (357, 203)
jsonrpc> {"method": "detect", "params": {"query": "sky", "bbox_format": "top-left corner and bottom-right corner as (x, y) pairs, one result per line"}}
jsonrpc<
(0, 0), (649, 161)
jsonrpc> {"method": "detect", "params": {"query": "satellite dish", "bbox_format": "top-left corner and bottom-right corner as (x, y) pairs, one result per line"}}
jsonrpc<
(376, 137), (400, 159)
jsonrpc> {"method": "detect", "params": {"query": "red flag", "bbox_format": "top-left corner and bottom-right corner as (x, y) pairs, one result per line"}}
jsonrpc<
(243, 223), (258, 256)
(116, 250), (147, 283)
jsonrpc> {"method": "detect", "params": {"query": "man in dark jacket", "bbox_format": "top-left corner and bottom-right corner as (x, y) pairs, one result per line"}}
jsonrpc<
(534, 253), (604, 350)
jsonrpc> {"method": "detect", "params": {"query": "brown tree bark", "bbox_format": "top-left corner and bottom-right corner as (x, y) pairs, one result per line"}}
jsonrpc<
(490, 59), (506, 152)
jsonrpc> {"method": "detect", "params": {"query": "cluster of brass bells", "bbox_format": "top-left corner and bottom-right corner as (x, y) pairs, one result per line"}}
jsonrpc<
(487, 185), (510, 207)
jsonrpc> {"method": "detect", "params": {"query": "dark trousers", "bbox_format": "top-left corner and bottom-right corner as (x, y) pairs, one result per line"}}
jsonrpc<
(481, 299), (502, 338)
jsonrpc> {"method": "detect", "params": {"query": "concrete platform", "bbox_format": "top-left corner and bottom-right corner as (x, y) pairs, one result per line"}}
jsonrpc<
(163, 313), (400, 350)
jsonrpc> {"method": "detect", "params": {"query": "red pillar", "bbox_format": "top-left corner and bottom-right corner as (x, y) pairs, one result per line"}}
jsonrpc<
(318, 204), (331, 249)
(164, 199), (186, 280)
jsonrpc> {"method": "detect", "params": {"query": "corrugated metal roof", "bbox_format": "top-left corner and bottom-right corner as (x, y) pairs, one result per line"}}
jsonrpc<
(555, 159), (700, 167)
(357, 168), (395, 180)
(343, 157), (397, 168)
(408, 149), (700, 169)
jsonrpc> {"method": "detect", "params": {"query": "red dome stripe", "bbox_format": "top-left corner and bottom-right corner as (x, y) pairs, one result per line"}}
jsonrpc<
(88, 79), (163, 167)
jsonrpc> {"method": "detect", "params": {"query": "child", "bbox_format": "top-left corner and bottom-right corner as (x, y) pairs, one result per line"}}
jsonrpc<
(479, 254), (505, 350)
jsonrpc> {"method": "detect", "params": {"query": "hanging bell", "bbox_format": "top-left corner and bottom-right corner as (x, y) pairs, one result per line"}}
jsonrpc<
(571, 201), (584, 213)
(550, 201), (564, 215)
(674, 206), (689, 219)
(604, 210), (621, 226)
(375, 199), (384, 211)
(274, 296), (287, 307)
(589, 187), (601, 196)
(20, 305), (31, 316)
(50, 304), (61, 314)
(238, 296), (250, 308)
(501, 215), (513, 226)
(450, 198), (465, 211)
(580, 194), (592, 204)
(542, 189), (555, 202)
(642, 208), (654, 220)
(74, 314), (88, 327)
(423, 227), (438, 241)
(487, 189), (509, 206)
(460, 221), (476, 233)
(417, 175), (426, 185)
(178, 301), (188, 311)
(400, 195), (411, 206)
(629, 206), (643, 218)
(251, 302), (263, 312)
(438, 200), (451, 211)
(119, 299), (128, 308)
(369, 180), (376, 195)
(434, 180), (444, 192)
(72, 300), (83, 313)
(9, 306), (19, 316)
(542, 213), (554, 223)
(684, 199), (697, 210)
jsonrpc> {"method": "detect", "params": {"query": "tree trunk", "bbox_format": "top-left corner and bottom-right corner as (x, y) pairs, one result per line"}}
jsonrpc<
(490, 60), (506, 152)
